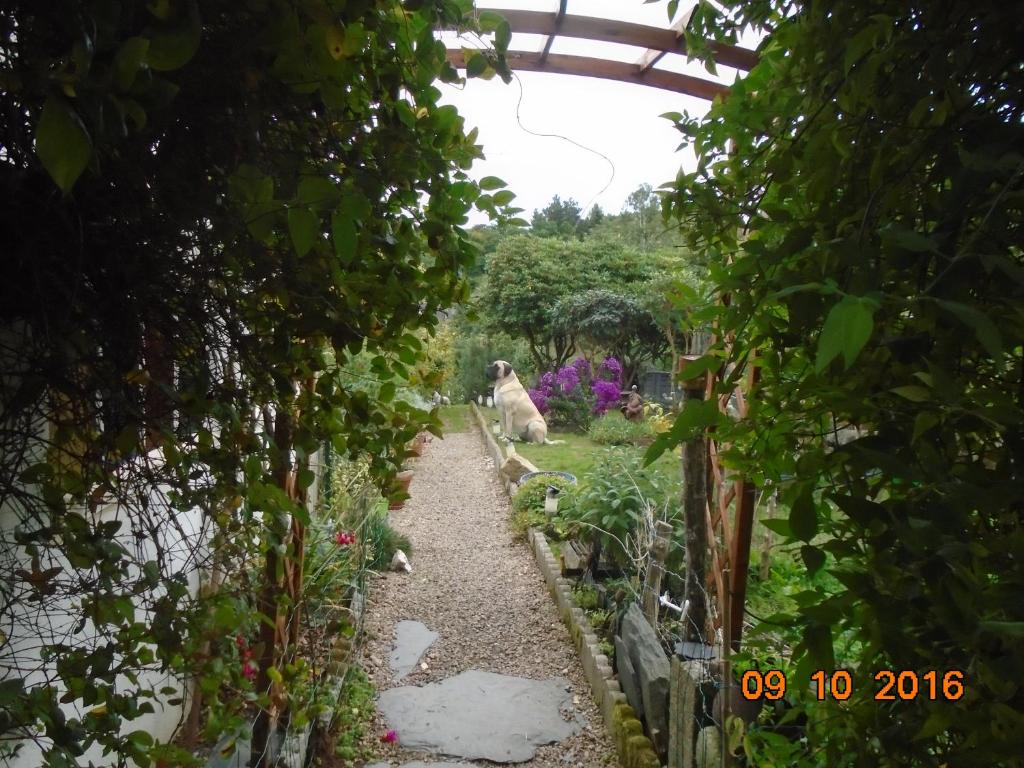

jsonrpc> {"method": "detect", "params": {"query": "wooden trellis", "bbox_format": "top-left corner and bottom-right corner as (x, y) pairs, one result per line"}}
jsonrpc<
(446, 7), (756, 97)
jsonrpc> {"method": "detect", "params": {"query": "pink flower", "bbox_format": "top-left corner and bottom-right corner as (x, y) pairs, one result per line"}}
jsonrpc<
(235, 635), (247, 649)
(335, 530), (356, 546)
(380, 730), (397, 743)
(242, 660), (257, 680)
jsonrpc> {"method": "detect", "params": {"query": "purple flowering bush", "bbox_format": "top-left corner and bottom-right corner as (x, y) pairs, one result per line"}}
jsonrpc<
(528, 356), (622, 431)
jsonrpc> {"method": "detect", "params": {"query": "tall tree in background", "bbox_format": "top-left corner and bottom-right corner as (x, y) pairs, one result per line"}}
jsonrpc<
(530, 194), (582, 239)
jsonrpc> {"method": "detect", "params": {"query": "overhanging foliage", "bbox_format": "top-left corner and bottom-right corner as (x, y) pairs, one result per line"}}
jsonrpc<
(656, 0), (1024, 763)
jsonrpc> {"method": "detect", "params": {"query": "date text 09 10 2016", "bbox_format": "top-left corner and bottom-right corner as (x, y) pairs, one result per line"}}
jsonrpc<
(739, 669), (966, 702)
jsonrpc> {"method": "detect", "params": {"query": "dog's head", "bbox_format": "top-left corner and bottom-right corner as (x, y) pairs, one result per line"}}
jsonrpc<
(485, 360), (514, 381)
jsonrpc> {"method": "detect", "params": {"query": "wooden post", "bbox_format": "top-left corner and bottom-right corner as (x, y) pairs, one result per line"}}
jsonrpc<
(679, 357), (708, 643)
(642, 520), (674, 626)
(721, 569), (731, 768)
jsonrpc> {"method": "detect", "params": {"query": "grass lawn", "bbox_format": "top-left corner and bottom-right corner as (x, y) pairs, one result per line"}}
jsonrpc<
(476, 405), (680, 482)
(439, 404), (472, 434)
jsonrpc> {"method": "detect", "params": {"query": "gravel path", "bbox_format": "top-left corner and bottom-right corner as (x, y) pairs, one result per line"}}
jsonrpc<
(359, 428), (618, 767)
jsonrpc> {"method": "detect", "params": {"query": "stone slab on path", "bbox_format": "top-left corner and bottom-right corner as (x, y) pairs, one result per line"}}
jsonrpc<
(377, 669), (580, 763)
(390, 620), (439, 680)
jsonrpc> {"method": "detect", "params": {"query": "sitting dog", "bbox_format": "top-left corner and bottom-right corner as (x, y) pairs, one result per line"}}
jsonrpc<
(485, 360), (549, 444)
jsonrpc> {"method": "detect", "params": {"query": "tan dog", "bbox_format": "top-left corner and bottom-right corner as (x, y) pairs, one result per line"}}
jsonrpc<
(485, 360), (549, 444)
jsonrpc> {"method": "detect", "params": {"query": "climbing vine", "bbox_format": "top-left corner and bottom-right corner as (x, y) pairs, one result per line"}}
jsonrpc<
(1, 1), (513, 765)
(652, 1), (1024, 764)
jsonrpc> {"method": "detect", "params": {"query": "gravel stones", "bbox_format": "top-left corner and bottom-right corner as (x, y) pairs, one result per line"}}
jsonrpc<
(360, 430), (617, 767)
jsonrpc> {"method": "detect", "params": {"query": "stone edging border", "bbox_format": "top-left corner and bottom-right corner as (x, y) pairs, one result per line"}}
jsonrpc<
(469, 403), (660, 768)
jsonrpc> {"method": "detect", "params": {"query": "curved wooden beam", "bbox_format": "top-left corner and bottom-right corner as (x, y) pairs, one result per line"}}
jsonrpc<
(491, 9), (758, 72)
(446, 49), (729, 100)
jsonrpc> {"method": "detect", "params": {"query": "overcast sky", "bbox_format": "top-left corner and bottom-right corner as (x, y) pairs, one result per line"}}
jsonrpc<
(437, 0), (746, 225)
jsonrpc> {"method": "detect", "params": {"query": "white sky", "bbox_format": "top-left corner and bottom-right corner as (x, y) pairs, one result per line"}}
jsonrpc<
(437, 0), (750, 224)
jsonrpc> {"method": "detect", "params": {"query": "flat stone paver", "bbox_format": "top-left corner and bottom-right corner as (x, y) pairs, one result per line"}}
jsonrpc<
(377, 669), (580, 763)
(390, 620), (439, 681)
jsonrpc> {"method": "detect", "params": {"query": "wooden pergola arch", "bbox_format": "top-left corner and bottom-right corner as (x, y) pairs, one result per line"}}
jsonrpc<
(446, 6), (762, 650)
(446, 4), (757, 98)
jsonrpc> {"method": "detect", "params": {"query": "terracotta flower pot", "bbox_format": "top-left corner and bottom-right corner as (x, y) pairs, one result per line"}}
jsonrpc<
(408, 432), (427, 457)
(388, 469), (414, 510)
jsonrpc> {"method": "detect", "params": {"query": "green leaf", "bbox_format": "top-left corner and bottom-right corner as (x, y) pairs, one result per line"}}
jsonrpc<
(815, 295), (876, 372)
(297, 176), (339, 210)
(287, 208), (318, 257)
(979, 621), (1024, 637)
(883, 226), (938, 253)
(789, 487), (817, 542)
(760, 518), (792, 537)
(802, 622), (835, 669)
(492, 189), (516, 206)
(934, 299), (1004, 358)
(114, 37), (151, 91)
(479, 175), (506, 191)
(146, 0), (201, 71)
(465, 51), (488, 78)
(36, 96), (92, 192)
(331, 212), (358, 262)
(800, 545), (826, 575)
(379, 382), (396, 402)
(495, 20), (512, 50)
(890, 385), (931, 402)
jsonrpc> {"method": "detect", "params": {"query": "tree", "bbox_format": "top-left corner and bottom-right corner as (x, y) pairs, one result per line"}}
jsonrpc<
(0, 1), (512, 764)
(530, 194), (582, 239)
(551, 290), (667, 386)
(479, 235), (662, 373)
(577, 203), (605, 239)
(479, 235), (580, 371)
(655, 1), (1024, 764)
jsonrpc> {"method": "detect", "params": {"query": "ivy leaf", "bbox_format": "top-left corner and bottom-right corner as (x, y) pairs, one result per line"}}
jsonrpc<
(815, 295), (876, 372)
(36, 96), (92, 192)
(287, 208), (318, 257)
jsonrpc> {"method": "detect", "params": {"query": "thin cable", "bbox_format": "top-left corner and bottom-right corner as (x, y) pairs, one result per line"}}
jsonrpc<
(510, 71), (616, 214)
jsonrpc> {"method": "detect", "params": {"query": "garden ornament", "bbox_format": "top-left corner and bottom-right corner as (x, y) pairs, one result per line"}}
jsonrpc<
(544, 485), (560, 516)
(622, 385), (644, 422)
(485, 359), (552, 444)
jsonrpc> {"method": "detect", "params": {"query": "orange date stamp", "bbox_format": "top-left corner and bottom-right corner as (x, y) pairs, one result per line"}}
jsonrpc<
(739, 669), (965, 702)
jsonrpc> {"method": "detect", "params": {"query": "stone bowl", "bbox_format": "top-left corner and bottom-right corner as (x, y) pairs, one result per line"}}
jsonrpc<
(519, 470), (577, 485)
